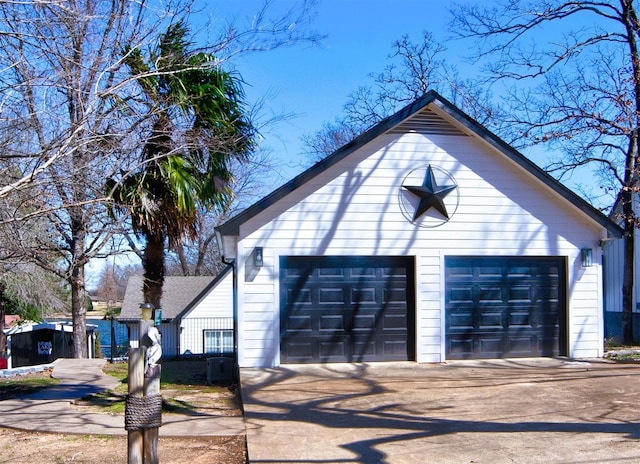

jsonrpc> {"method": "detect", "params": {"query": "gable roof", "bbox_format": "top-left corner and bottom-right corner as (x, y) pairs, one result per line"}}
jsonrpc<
(217, 90), (623, 238)
(118, 266), (232, 321)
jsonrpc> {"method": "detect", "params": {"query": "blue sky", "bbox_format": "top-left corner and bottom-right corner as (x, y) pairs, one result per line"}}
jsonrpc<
(215, 0), (463, 183)
(210, 0), (615, 211)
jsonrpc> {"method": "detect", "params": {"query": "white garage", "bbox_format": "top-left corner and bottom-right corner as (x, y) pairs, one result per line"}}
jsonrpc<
(216, 91), (622, 368)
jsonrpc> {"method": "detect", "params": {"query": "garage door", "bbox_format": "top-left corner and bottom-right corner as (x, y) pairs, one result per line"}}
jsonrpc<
(280, 256), (415, 363)
(445, 256), (567, 359)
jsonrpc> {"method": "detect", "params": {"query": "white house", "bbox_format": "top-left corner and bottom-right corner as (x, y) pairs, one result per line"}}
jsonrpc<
(119, 266), (234, 357)
(216, 91), (624, 369)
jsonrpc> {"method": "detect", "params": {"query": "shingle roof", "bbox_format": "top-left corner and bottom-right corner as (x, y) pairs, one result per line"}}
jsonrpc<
(118, 271), (229, 321)
(217, 90), (623, 238)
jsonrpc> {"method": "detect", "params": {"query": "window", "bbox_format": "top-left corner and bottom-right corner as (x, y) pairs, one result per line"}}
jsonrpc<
(204, 330), (233, 354)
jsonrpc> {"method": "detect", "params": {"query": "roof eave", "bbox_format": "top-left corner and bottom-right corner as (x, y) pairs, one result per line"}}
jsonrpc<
(429, 98), (624, 238)
(217, 90), (623, 239)
(174, 265), (233, 321)
(216, 92), (441, 236)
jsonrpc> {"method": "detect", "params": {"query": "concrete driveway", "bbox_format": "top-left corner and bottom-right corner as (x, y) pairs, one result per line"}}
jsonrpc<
(240, 358), (639, 464)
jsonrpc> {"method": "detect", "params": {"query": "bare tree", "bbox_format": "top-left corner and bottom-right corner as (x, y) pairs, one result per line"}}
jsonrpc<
(92, 260), (138, 303)
(0, 0), (178, 357)
(451, 0), (640, 343)
(0, 191), (69, 317)
(0, 0), (322, 357)
(302, 31), (498, 162)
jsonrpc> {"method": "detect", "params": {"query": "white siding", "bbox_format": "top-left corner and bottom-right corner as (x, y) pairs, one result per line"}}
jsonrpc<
(602, 220), (640, 315)
(234, 131), (608, 367)
(603, 238), (625, 313)
(184, 269), (233, 318)
(180, 269), (234, 354)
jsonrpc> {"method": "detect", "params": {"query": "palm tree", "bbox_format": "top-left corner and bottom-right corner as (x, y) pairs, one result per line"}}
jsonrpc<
(107, 22), (254, 308)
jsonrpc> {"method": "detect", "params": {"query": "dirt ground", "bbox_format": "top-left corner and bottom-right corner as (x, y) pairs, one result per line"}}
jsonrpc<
(0, 368), (247, 463)
(0, 428), (246, 463)
(3, 352), (636, 463)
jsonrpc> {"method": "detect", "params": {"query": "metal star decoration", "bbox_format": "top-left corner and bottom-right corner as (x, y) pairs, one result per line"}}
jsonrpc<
(403, 165), (456, 221)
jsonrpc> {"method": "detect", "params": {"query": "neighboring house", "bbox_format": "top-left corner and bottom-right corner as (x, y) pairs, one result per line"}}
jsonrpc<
(602, 198), (640, 341)
(4, 322), (97, 369)
(118, 266), (234, 358)
(216, 90), (623, 368)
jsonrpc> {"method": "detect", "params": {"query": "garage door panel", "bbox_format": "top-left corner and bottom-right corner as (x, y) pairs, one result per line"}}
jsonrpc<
(319, 314), (345, 332)
(352, 340), (376, 358)
(450, 311), (474, 329)
(350, 266), (377, 279)
(352, 314), (376, 330)
(539, 310), (561, 325)
(479, 311), (503, 328)
(284, 288), (312, 305)
(319, 288), (344, 304)
(479, 286), (503, 303)
(478, 337), (503, 354)
(352, 287), (377, 304)
(537, 286), (560, 301)
(281, 256), (415, 363)
(447, 264), (473, 277)
(383, 313), (407, 330)
(508, 286), (533, 302)
(319, 341), (347, 360)
(449, 285), (474, 302)
(448, 337), (473, 356)
(285, 315), (313, 333)
(509, 311), (533, 327)
(477, 266), (503, 279)
(508, 336), (535, 354)
(384, 287), (408, 304)
(285, 342), (313, 361)
(318, 267), (346, 279)
(508, 265), (534, 276)
(383, 340), (409, 356)
(446, 256), (566, 360)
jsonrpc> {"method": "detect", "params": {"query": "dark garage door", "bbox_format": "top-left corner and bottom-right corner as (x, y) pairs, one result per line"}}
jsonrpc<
(445, 256), (567, 359)
(280, 256), (415, 363)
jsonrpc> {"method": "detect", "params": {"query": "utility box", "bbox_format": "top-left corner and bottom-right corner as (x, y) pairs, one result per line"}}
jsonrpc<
(207, 356), (234, 383)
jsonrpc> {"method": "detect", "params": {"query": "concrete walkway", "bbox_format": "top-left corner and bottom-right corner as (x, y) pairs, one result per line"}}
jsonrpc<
(0, 358), (245, 437)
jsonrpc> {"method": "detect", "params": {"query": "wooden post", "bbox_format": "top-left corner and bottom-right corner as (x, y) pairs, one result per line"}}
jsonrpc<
(140, 318), (161, 464)
(128, 347), (145, 464)
(144, 365), (161, 464)
(127, 314), (161, 464)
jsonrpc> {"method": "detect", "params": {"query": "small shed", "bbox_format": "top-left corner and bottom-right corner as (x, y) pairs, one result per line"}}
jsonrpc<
(4, 322), (97, 369)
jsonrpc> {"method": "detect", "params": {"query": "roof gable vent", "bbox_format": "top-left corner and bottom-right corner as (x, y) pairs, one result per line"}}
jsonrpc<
(388, 107), (467, 136)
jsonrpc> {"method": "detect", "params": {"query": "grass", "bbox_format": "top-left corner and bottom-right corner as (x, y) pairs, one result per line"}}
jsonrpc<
(103, 358), (229, 391)
(0, 358), (239, 415)
(77, 358), (239, 415)
(604, 339), (640, 363)
(605, 350), (640, 363)
(0, 369), (59, 400)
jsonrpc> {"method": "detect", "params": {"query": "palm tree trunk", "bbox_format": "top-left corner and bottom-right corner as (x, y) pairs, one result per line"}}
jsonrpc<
(143, 232), (165, 309)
